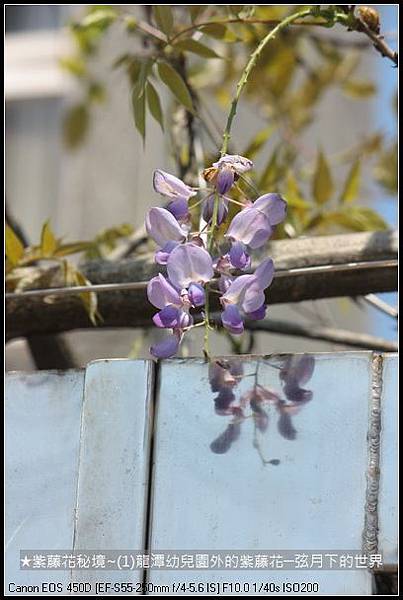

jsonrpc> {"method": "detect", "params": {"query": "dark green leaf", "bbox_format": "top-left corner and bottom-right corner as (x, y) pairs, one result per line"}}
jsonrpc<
(189, 6), (205, 22)
(87, 82), (106, 103)
(312, 150), (333, 205)
(132, 83), (146, 142)
(199, 23), (227, 39)
(63, 104), (90, 149)
(157, 62), (193, 112)
(146, 82), (164, 130)
(174, 39), (221, 59)
(152, 6), (174, 37)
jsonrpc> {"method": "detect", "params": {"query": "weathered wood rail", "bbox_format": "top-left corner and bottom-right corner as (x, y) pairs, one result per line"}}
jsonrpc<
(6, 230), (397, 339)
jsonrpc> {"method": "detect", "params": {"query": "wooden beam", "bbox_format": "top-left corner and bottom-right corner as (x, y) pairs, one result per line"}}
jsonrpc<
(6, 230), (397, 340)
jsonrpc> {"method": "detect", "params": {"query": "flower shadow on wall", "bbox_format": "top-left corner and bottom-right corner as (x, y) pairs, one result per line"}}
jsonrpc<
(209, 355), (315, 466)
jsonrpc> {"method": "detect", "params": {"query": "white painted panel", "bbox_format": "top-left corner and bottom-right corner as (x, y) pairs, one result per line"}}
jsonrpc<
(148, 355), (374, 595)
(5, 370), (84, 594)
(72, 359), (154, 592)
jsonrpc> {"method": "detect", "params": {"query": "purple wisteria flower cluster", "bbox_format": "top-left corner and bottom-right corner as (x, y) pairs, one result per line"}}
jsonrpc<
(145, 154), (287, 358)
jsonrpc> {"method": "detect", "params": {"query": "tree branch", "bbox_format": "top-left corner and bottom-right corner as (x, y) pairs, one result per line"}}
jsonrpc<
(5, 230), (397, 340)
(241, 318), (397, 352)
(6, 207), (76, 369)
(355, 15), (398, 66)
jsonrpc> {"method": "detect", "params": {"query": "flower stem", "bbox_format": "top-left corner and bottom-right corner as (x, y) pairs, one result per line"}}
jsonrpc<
(203, 7), (315, 361)
(203, 283), (211, 360)
(220, 8), (313, 157)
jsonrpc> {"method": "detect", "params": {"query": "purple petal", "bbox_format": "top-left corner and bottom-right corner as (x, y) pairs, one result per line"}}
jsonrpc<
(155, 240), (180, 265)
(153, 169), (196, 201)
(147, 273), (181, 309)
(150, 334), (180, 359)
(254, 258), (275, 288)
(218, 274), (232, 294)
(245, 304), (266, 320)
(253, 193), (287, 225)
(167, 198), (190, 221)
(216, 165), (234, 194)
(242, 280), (266, 313)
(152, 305), (180, 328)
(212, 154), (253, 174)
(225, 207), (272, 249)
(202, 194), (228, 224)
(178, 311), (193, 329)
(167, 243), (214, 289)
(188, 282), (205, 307)
(221, 304), (244, 335)
(145, 207), (186, 248)
(221, 274), (254, 306)
(229, 241), (250, 270)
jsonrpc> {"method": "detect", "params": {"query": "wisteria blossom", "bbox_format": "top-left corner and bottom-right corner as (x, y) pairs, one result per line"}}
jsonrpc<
(145, 155), (287, 358)
(153, 169), (196, 222)
(220, 258), (274, 335)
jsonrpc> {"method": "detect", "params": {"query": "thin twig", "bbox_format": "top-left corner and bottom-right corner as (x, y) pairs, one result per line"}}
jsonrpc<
(354, 16), (398, 66)
(363, 294), (398, 320)
(209, 315), (397, 352)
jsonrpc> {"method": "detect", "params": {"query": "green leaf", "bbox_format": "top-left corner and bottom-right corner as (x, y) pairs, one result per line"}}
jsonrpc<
(146, 82), (164, 130)
(132, 83), (146, 141)
(87, 82), (106, 104)
(40, 221), (58, 257)
(339, 159), (361, 203)
(63, 104), (89, 149)
(157, 62), (193, 112)
(285, 172), (311, 208)
(59, 56), (86, 77)
(258, 149), (280, 188)
(189, 6), (205, 22)
(242, 126), (273, 159)
(5, 224), (25, 266)
(74, 270), (100, 325)
(64, 262), (100, 325)
(54, 242), (92, 257)
(123, 16), (137, 32)
(342, 80), (376, 98)
(80, 7), (117, 29)
(174, 39), (221, 59)
(312, 150), (333, 205)
(152, 6), (174, 37)
(374, 143), (398, 194)
(199, 23), (227, 39)
(329, 207), (388, 232)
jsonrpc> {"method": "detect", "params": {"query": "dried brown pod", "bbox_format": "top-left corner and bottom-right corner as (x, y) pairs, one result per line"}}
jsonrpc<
(357, 6), (380, 34)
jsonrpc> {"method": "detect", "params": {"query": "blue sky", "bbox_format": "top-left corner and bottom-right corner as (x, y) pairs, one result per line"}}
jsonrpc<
(371, 5), (398, 341)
